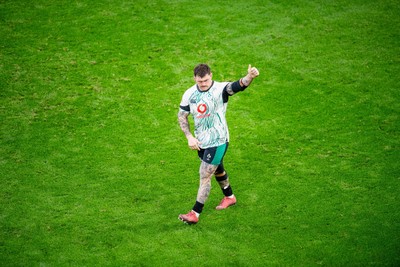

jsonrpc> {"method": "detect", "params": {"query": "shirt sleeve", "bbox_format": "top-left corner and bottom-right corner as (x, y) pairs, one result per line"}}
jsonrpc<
(179, 104), (190, 112)
(179, 89), (191, 113)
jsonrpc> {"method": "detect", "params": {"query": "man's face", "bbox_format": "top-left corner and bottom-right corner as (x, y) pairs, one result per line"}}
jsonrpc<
(194, 73), (212, 91)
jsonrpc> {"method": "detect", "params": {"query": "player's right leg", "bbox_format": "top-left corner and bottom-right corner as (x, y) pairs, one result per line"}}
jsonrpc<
(179, 161), (217, 224)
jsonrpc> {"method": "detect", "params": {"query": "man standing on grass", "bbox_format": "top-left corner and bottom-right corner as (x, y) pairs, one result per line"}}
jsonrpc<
(178, 63), (260, 224)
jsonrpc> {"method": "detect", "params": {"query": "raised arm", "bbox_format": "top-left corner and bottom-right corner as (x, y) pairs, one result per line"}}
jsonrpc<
(225, 64), (260, 96)
(240, 64), (260, 87)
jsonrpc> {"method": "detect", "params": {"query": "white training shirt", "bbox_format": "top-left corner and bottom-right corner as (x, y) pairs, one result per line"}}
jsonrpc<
(179, 81), (230, 149)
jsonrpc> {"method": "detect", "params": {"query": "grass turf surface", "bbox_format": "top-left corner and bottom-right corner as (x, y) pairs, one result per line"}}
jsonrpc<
(1, 0), (399, 266)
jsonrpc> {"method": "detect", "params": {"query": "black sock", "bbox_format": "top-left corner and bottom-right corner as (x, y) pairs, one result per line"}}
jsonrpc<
(222, 185), (233, 197)
(193, 201), (204, 214)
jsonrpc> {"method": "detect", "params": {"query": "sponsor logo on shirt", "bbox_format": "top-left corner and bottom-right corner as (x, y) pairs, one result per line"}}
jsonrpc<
(196, 103), (211, 118)
(197, 104), (207, 114)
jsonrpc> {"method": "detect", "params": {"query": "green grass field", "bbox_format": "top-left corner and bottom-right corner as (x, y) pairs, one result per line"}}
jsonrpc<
(1, 0), (399, 266)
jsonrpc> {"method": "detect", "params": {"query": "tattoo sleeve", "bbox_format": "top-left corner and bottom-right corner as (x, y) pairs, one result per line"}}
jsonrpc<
(177, 110), (192, 137)
(240, 75), (253, 87)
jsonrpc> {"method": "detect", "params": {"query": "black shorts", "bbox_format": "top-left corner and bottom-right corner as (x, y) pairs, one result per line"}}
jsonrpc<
(198, 142), (229, 165)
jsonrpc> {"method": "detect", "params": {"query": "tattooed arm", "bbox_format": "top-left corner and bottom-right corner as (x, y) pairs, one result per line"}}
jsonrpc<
(240, 64), (260, 87)
(178, 110), (191, 137)
(224, 64), (260, 97)
(178, 110), (201, 150)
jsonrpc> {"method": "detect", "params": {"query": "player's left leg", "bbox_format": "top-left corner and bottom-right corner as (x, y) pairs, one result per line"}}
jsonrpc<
(215, 163), (232, 196)
(215, 163), (237, 210)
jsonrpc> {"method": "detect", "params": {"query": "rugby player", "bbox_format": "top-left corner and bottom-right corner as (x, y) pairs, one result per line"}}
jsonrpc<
(178, 64), (260, 224)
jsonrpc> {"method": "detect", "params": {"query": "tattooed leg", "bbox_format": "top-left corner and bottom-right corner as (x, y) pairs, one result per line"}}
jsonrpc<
(196, 161), (218, 204)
